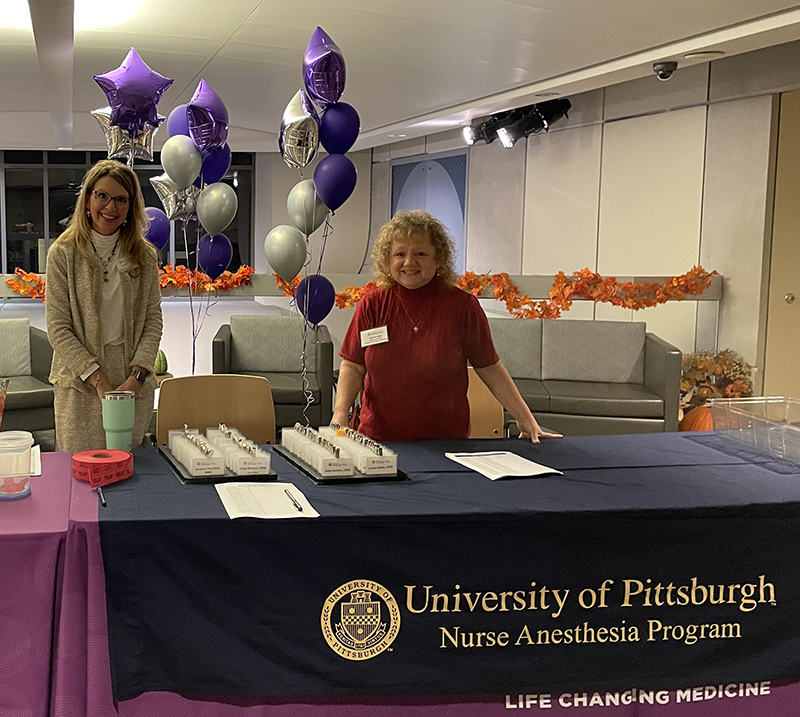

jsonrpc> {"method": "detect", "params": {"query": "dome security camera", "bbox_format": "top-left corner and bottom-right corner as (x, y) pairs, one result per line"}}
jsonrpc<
(653, 61), (678, 81)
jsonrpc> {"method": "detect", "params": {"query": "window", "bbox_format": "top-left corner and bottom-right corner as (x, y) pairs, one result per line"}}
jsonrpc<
(0, 151), (254, 278)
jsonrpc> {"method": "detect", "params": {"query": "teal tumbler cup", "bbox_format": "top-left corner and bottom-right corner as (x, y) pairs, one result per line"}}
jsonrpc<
(101, 390), (136, 451)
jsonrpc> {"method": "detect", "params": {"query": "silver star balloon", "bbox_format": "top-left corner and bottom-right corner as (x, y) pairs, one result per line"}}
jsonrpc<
(91, 106), (163, 165)
(150, 173), (200, 221)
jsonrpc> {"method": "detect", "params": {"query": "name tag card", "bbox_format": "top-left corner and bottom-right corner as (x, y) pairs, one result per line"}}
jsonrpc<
(360, 326), (389, 347)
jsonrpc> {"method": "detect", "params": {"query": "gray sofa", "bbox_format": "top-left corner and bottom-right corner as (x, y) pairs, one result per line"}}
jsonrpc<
(0, 318), (55, 432)
(212, 315), (334, 431)
(488, 318), (681, 435)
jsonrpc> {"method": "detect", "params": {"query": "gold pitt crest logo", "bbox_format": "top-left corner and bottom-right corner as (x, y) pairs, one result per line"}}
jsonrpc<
(321, 580), (401, 660)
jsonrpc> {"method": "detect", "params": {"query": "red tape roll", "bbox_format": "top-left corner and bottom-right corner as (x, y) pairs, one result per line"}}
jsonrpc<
(72, 450), (133, 488)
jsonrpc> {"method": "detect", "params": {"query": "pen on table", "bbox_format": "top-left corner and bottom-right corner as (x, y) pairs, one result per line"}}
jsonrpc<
(284, 488), (303, 512)
(95, 486), (107, 508)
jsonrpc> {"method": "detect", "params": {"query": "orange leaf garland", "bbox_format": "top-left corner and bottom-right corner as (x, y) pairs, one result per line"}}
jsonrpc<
(322, 267), (716, 314)
(158, 265), (254, 293)
(5, 268), (46, 302)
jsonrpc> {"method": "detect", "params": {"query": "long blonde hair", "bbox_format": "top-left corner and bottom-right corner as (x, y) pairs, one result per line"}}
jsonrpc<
(370, 210), (457, 288)
(54, 159), (155, 274)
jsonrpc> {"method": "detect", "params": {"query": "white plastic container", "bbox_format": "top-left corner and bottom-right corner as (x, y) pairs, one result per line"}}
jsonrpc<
(0, 430), (34, 500)
(708, 397), (800, 463)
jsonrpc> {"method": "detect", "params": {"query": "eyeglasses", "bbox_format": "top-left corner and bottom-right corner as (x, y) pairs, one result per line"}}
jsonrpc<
(92, 190), (130, 208)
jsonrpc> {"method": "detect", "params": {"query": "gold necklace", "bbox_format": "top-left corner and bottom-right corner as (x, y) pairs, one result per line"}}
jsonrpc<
(396, 293), (421, 333)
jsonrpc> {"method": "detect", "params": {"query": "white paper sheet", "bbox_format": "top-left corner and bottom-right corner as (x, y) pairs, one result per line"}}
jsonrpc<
(215, 482), (319, 519)
(445, 451), (563, 481)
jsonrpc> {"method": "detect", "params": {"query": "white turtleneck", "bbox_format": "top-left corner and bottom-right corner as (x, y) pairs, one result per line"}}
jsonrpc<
(91, 229), (125, 347)
(79, 230), (128, 384)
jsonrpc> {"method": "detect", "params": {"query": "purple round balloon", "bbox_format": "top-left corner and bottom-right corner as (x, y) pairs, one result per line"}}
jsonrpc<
(187, 79), (229, 152)
(166, 104), (190, 137)
(313, 154), (357, 211)
(144, 207), (170, 251)
(303, 27), (346, 108)
(295, 274), (335, 326)
(319, 102), (360, 155)
(193, 143), (232, 187)
(197, 233), (233, 280)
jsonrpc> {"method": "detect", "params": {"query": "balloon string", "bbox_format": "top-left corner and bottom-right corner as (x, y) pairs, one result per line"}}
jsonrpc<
(300, 319), (314, 427)
(181, 221), (198, 375)
(316, 213), (333, 275)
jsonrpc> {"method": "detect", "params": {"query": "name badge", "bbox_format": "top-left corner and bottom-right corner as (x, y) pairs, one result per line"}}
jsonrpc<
(361, 326), (389, 347)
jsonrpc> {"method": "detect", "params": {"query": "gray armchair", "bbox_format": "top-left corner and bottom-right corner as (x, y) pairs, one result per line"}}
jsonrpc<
(0, 318), (55, 432)
(213, 315), (334, 431)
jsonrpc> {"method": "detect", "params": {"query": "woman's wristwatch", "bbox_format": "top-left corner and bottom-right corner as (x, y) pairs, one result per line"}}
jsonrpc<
(132, 369), (149, 385)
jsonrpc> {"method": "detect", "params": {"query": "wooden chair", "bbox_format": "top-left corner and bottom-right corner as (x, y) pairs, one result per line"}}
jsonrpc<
(467, 367), (505, 438)
(156, 374), (276, 446)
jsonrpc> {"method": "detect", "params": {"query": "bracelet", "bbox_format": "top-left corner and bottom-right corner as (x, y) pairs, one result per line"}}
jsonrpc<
(91, 373), (101, 388)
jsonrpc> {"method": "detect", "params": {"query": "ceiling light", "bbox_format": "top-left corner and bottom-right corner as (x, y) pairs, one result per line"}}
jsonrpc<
(534, 92), (561, 97)
(497, 127), (515, 148)
(683, 50), (725, 60)
(463, 100), (571, 148)
(0, 0), (32, 29)
(0, 0), (142, 29)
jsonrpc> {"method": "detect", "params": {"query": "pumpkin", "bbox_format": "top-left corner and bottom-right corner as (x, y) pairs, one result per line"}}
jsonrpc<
(680, 405), (714, 432)
(154, 349), (168, 375)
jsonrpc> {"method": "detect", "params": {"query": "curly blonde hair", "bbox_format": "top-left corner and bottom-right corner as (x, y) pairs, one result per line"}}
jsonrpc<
(53, 159), (155, 275)
(371, 210), (457, 288)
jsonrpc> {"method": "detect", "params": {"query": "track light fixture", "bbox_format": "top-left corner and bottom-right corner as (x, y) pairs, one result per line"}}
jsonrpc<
(463, 98), (572, 148)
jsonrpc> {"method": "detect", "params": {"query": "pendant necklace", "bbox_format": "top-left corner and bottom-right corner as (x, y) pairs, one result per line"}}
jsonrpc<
(396, 294), (421, 333)
(91, 238), (119, 283)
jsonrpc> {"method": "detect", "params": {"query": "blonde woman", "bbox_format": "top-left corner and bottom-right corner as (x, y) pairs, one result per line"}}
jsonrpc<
(333, 210), (559, 443)
(46, 160), (162, 453)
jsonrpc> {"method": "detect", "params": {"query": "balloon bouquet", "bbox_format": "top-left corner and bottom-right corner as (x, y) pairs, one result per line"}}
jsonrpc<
(94, 48), (239, 374)
(264, 27), (360, 425)
(155, 80), (238, 373)
(265, 27), (360, 328)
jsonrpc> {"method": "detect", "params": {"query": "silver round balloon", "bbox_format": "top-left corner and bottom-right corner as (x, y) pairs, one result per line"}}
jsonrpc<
(150, 173), (200, 221)
(279, 89), (319, 170)
(161, 134), (202, 190)
(197, 182), (238, 237)
(286, 179), (329, 235)
(264, 225), (307, 282)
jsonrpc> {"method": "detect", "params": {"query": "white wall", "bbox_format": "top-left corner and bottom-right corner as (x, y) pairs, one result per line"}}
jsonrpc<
(366, 41), (800, 384)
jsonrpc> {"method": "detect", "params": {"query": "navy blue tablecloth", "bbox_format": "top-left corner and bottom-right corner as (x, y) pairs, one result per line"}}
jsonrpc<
(98, 433), (800, 700)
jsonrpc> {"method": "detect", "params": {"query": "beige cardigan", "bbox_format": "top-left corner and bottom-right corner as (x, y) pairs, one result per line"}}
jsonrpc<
(46, 239), (163, 392)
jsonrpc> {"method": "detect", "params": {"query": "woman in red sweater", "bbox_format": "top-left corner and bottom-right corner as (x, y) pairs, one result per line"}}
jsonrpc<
(334, 210), (559, 443)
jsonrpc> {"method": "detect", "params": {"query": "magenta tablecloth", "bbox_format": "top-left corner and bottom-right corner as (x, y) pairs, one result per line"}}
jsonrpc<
(0, 452), (72, 717)
(51, 451), (800, 717)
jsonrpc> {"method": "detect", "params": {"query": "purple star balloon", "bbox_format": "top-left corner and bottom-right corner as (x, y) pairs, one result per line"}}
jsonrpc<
(303, 27), (346, 108)
(187, 79), (229, 152)
(93, 48), (173, 137)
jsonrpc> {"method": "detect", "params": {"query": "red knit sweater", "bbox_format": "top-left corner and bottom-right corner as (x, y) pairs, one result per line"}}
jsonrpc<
(340, 278), (499, 442)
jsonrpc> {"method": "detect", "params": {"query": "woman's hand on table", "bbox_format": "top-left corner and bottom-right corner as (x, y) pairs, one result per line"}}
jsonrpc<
(517, 416), (562, 444)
